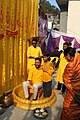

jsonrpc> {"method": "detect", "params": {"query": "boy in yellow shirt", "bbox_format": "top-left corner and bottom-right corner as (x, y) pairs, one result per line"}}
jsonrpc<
(42, 52), (55, 98)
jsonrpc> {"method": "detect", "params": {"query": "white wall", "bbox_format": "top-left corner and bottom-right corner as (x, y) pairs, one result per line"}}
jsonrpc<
(48, 21), (53, 30)
(67, 1), (80, 43)
(60, 12), (68, 33)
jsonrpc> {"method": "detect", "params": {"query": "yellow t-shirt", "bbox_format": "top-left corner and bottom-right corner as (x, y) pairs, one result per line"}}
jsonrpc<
(27, 46), (42, 72)
(50, 57), (59, 63)
(42, 61), (55, 82)
(28, 65), (43, 84)
(56, 52), (68, 83)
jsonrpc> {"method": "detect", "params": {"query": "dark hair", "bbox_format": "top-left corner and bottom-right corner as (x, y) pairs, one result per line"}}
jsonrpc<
(35, 57), (42, 63)
(32, 37), (39, 43)
(68, 42), (72, 46)
(63, 42), (69, 46)
(64, 47), (76, 57)
(63, 42), (72, 47)
(43, 52), (51, 61)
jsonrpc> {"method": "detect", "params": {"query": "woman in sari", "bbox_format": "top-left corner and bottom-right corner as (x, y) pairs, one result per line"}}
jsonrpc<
(61, 47), (80, 120)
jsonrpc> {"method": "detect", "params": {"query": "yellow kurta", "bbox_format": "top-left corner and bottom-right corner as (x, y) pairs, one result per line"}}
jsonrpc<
(42, 61), (55, 82)
(56, 52), (68, 83)
(28, 65), (43, 84)
(27, 46), (42, 72)
(50, 57), (59, 63)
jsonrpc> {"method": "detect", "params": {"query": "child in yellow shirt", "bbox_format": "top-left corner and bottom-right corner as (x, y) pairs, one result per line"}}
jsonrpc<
(42, 52), (55, 98)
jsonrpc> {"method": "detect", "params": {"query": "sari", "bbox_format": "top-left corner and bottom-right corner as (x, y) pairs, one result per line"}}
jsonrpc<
(61, 53), (80, 120)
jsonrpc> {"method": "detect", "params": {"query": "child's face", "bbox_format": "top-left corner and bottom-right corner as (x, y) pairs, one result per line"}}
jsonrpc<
(43, 56), (48, 62)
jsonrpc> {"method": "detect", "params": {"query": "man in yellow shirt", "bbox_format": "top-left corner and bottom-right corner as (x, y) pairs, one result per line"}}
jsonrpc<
(56, 42), (70, 94)
(27, 37), (42, 73)
(23, 57), (43, 100)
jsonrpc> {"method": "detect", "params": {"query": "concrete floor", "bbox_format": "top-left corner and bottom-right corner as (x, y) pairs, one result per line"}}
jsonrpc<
(0, 72), (65, 120)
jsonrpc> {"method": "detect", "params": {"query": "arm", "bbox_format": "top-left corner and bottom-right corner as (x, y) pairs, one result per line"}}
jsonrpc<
(27, 69), (33, 85)
(48, 64), (55, 75)
(27, 47), (35, 59)
(28, 56), (35, 59)
(63, 64), (72, 90)
(43, 62), (55, 75)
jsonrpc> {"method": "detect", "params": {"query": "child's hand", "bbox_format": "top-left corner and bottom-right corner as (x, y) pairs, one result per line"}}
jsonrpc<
(43, 68), (48, 72)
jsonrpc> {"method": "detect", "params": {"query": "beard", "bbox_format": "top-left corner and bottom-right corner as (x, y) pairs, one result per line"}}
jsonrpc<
(35, 65), (40, 69)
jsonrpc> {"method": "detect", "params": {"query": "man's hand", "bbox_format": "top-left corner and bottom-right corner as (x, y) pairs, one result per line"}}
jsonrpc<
(29, 80), (33, 85)
(28, 56), (35, 59)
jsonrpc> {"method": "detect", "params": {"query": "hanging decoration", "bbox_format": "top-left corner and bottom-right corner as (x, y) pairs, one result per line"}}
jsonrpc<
(0, 0), (38, 95)
(5, 29), (18, 38)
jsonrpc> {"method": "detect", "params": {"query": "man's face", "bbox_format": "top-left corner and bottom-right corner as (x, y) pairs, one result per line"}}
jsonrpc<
(63, 45), (68, 50)
(32, 41), (37, 48)
(65, 54), (74, 62)
(35, 60), (41, 69)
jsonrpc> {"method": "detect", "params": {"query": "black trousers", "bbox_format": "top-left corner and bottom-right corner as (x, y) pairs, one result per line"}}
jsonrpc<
(57, 82), (66, 93)
(43, 80), (52, 98)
